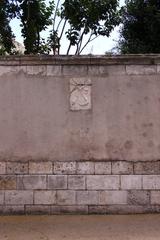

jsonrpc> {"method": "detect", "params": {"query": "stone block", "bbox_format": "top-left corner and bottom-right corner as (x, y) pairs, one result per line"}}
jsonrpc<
(95, 162), (111, 175)
(143, 175), (160, 189)
(87, 175), (119, 190)
(105, 205), (148, 214)
(48, 175), (67, 189)
(46, 65), (62, 76)
(5, 190), (33, 205)
(0, 176), (16, 190)
(126, 65), (156, 75)
(121, 175), (142, 190)
(112, 161), (133, 174)
(2, 206), (25, 215)
(27, 65), (47, 75)
(88, 206), (106, 214)
(54, 162), (76, 175)
(29, 161), (52, 174)
(76, 191), (99, 205)
(62, 65), (88, 76)
(0, 191), (4, 204)
(127, 190), (150, 205)
(6, 162), (28, 174)
(99, 191), (127, 205)
(68, 176), (85, 190)
(151, 191), (160, 204)
(25, 205), (51, 215)
(34, 190), (56, 204)
(57, 190), (76, 205)
(88, 65), (126, 76)
(134, 162), (160, 174)
(17, 175), (46, 190)
(0, 162), (6, 174)
(77, 162), (94, 174)
(51, 205), (88, 214)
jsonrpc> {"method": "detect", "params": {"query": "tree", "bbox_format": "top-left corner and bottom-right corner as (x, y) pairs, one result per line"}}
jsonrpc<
(118, 0), (160, 54)
(0, 0), (18, 55)
(18, 0), (54, 54)
(49, 0), (120, 55)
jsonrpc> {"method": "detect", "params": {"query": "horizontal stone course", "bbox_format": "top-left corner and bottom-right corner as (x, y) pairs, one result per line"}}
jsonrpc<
(0, 159), (159, 214)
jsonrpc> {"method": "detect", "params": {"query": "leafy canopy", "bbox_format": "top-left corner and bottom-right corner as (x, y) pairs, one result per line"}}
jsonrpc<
(118, 0), (160, 53)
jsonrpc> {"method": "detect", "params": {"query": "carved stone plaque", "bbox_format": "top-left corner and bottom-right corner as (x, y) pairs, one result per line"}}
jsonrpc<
(70, 78), (92, 110)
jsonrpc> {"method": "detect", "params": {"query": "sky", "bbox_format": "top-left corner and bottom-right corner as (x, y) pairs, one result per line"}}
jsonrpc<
(10, 0), (125, 55)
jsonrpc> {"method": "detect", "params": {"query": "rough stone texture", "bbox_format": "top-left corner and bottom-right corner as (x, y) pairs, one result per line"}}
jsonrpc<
(99, 191), (127, 205)
(121, 176), (142, 190)
(112, 162), (133, 175)
(54, 162), (76, 175)
(0, 191), (4, 204)
(134, 162), (160, 175)
(68, 176), (85, 190)
(127, 190), (150, 205)
(88, 206), (106, 214)
(51, 205), (88, 214)
(0, 206), (25, 215)
(151, 191), (160, 204)
(95, 162), (111, 175)
(48, 175), (67, 189)
(126, 65), (156, 75)
(0, 176), (16, 190)
(34, 190), (56, 204)
(0, 162), (6, 174)
(143, 176), (160, 189)
(17, 175), (46, 190)
(77, 162), (94, 175)
(29, 161), (52, 174)
(25, 205), (51, 215)
(87, 175), (119, 190)
(57, 191), (76, 205)
(5, 191), (33, 205)
(76, 191), (99, 205)
(6, 162), (28, 174)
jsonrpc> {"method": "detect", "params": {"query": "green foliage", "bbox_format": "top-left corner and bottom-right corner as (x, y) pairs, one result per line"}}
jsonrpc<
(18, 0), (54, 54)
(0, 0), (17, 55)
(119, 0), (160, 53)
(49, 0), (120, 55)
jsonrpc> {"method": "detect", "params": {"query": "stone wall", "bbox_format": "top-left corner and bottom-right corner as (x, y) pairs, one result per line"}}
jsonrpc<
(0, 55), (160, 214)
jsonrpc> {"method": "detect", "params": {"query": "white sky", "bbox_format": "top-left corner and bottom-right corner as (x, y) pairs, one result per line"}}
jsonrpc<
(10, 0), (125, 54)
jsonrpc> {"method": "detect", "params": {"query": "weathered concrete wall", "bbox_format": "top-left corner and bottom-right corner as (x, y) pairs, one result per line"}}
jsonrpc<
(0, 55), (160, 214)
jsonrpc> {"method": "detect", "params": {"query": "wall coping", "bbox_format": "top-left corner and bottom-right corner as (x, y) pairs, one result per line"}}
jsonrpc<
(0, 54), (160, 66)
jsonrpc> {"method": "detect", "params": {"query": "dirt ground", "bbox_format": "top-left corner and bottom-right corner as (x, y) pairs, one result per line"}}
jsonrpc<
(0, 214), (160, 240)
